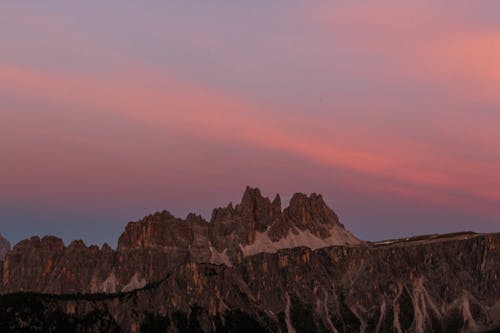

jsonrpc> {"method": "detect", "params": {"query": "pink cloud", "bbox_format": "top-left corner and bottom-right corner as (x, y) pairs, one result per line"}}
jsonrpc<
(304, 2), (500, 101)
(2, 62), (499, 217)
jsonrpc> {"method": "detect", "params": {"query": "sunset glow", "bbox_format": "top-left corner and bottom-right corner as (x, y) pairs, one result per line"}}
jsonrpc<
(1, 2), (499, 245)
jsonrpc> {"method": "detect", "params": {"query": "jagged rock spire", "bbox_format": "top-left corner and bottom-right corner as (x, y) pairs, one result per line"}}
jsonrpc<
(0, 233), (10, 261)
(236, 186), (278, 232)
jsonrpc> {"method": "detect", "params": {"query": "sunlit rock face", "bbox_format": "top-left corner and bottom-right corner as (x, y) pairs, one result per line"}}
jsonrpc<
(0, 186), (361, 294)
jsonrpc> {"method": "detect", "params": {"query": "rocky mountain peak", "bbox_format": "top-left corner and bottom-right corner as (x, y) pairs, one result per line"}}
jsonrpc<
(239, 186), (265, 207)
(210, 202), (235, 224)
(185, 212), (203, 222)
(117, 211), (191, 250)
(235, 186), (277, 232)
(12, 236), (64, 252)
(0, 233), (10, 261)
(284, 192), (340, 227)
(101, 242), (113, 253)
(68, 240), (87, 250)
(1, 187), (362, 294)
(271, 193), (281, 214)
(118, 187), (360, 254)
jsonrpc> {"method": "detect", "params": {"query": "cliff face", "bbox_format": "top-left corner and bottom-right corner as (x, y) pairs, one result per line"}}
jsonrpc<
(0, 187), (361, 294)
(1, 233), (500, 333)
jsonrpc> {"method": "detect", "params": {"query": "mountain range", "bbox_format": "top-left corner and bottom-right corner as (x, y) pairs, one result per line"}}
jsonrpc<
(1, 187), (499, 332)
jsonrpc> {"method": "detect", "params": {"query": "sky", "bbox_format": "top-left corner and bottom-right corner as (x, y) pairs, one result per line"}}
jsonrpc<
(1, 1), (500, 246)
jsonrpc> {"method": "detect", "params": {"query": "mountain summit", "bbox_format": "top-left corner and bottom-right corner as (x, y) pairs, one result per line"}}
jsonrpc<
(0, 187), (361, 294)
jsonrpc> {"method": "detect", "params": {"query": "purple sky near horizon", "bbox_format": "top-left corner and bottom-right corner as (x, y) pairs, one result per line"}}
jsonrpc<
(1, 1), (500, 246)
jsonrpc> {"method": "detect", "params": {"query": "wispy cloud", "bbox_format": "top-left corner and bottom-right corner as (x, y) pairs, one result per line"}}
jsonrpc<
(1, 63), (499, 215)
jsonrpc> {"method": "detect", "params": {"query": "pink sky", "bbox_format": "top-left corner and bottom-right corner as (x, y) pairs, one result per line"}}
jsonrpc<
(1, 2), (499, 245)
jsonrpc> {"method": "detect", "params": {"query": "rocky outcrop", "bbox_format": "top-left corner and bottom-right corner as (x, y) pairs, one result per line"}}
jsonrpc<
(0, 234), (9, 261)
(0, 187), (361, 294)
(1, 232), (500, 332)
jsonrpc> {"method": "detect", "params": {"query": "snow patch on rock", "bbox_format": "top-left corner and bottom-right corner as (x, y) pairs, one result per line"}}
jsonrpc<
(240, 226), (361, 257)
(209, 245), (232, 267)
